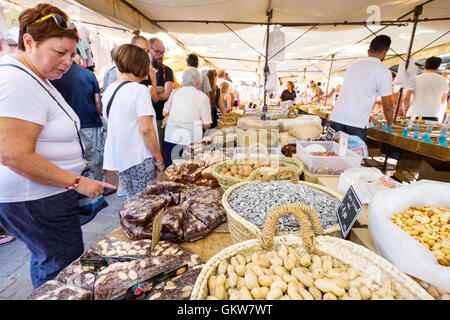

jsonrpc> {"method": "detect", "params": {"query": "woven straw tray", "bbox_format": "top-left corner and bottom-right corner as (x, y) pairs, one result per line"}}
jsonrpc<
(191, 204), (433, 300)
(222, 180), (343, 243)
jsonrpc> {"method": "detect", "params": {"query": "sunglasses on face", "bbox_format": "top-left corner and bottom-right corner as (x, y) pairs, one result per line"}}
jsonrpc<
(29, 13), (76, 31)
(6, 40), (17, 47)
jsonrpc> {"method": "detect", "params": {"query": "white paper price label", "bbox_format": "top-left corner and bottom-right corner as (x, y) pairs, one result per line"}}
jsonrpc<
(338, 132), (349, 157)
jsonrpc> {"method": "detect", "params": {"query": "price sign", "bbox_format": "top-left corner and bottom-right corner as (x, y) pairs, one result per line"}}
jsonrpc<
(338, 132), (349, 157)
(151, 207), (165, 250)
(325, 127), (336, 141)
(402, 129), (409, 138)
(438, 135), (447, 147)
(421, 133), (432, 144)
(336, 185), (363, 239)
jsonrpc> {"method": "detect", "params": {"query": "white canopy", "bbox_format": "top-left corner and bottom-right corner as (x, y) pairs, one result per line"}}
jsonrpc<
(72, 0), (450, 82)
(4, 0), (449, 83)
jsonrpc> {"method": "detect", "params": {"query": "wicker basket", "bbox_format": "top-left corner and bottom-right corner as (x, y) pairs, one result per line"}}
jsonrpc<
(191, 203), (433, 300)
(222, 180), (342, 242)
(212, 156), (304, 192)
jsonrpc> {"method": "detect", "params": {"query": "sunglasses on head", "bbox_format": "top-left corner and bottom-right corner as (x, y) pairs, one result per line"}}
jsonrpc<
(29, 13), (75, 31)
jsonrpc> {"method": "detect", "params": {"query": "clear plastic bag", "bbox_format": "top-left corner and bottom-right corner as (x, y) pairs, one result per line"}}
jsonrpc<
(338, 167), (401, 204)
(333, 131), (369, 158)
(368, 180), (450, 291)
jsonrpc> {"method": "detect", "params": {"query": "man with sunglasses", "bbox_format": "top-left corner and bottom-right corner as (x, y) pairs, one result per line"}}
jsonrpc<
(147, 37), (174, 152)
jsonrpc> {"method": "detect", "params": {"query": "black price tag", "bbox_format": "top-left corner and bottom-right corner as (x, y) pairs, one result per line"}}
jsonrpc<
(325, 127), (335, 141)
(336, 185), (363, 239)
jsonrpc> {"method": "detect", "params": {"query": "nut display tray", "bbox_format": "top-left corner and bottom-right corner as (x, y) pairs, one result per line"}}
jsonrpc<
(296, 141), (362, 175)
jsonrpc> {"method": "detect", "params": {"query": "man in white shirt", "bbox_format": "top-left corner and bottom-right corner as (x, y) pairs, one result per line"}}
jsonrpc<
(329, 35), (394, 141)
(406, 56), (448, 122)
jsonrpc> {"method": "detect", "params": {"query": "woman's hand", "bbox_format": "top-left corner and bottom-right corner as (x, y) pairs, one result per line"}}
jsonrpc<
(156, 161), (165, 176)
(75, 176), (116, 199)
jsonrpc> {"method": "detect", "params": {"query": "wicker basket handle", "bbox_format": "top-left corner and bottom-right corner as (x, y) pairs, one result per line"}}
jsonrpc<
(247, 166), (299, 183)
(259, 203), (324, 252)
(224, 117), (236, 125)
(246, 143), (269, 159)
(260, 166), (299, 183)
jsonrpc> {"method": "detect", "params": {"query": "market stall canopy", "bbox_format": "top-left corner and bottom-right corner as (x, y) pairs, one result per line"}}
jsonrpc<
(4, 0), (134, 43)
(73, 0), (450, 82)
(1, 0), (187, 79)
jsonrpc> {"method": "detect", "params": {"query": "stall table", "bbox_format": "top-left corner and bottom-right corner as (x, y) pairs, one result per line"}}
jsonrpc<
(367, 128), (450, 182)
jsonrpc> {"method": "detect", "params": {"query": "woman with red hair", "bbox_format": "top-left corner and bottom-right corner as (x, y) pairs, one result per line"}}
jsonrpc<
(0, 3), (115, 289)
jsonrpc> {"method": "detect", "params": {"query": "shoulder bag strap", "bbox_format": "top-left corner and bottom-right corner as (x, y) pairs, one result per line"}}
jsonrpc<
(162, 65), (166, 82)
(0, 63), (88, 160)
(106, 81), (132, 118)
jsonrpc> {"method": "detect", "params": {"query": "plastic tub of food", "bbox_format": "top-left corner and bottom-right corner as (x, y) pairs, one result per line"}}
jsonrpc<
(296, 141), (362, 175)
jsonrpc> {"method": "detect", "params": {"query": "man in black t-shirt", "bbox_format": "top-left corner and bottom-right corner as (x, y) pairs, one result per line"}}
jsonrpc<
(148, 37), (174, 152)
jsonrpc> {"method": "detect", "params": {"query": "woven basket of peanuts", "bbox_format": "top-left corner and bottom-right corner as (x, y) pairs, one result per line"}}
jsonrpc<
(191, 203), (433, 300)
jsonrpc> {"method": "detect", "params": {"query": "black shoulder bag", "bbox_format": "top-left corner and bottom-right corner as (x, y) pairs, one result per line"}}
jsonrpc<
(0, 63), (109, 225)
(106, 81), (132, 118)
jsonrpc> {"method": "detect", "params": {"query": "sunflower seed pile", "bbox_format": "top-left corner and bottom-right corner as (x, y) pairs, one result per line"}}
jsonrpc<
(227, 181), (339, 232)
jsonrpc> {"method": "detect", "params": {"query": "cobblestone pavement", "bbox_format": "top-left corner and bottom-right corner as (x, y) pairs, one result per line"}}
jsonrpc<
(0, 193), (126, 300)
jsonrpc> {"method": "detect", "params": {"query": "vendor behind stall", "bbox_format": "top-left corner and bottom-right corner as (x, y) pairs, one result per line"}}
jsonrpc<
(406, 56), (448, 122)
(329, 35), (394, 141)
(280, 81), (297, 102)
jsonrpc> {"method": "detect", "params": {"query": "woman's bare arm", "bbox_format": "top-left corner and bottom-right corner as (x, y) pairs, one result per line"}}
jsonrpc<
(0, 117), (115, 198)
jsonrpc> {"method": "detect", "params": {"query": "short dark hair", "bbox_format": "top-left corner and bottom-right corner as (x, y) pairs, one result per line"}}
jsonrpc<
(187, 53), (199, 68)
(424, 56), (442, 70)
(149, 37), (161, 46)
(369, 35), (391, 53)
(114, 44), (150, 78)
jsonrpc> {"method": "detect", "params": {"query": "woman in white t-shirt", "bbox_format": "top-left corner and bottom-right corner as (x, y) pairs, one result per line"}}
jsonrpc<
(0, 4), (115, 290)
(162, 67), (212, 167)
(102, 44), (163, 199)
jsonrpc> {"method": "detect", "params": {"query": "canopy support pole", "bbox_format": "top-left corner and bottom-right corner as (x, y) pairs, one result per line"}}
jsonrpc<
(258, 55), (262, 102)
(301, 0), (434, 76)
(393, 4), (423, 122)
(364, 25), (405, 62)
(262, 8), (273, 120)
(323, 54), (335, 106)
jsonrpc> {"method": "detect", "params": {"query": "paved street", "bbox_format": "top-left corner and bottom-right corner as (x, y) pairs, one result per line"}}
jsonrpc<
(0, 193), (126, 300)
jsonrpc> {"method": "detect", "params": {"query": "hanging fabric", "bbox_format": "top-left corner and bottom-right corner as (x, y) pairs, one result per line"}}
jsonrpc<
(393, 57), (418, 91)
(268, 25), (286, 62)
